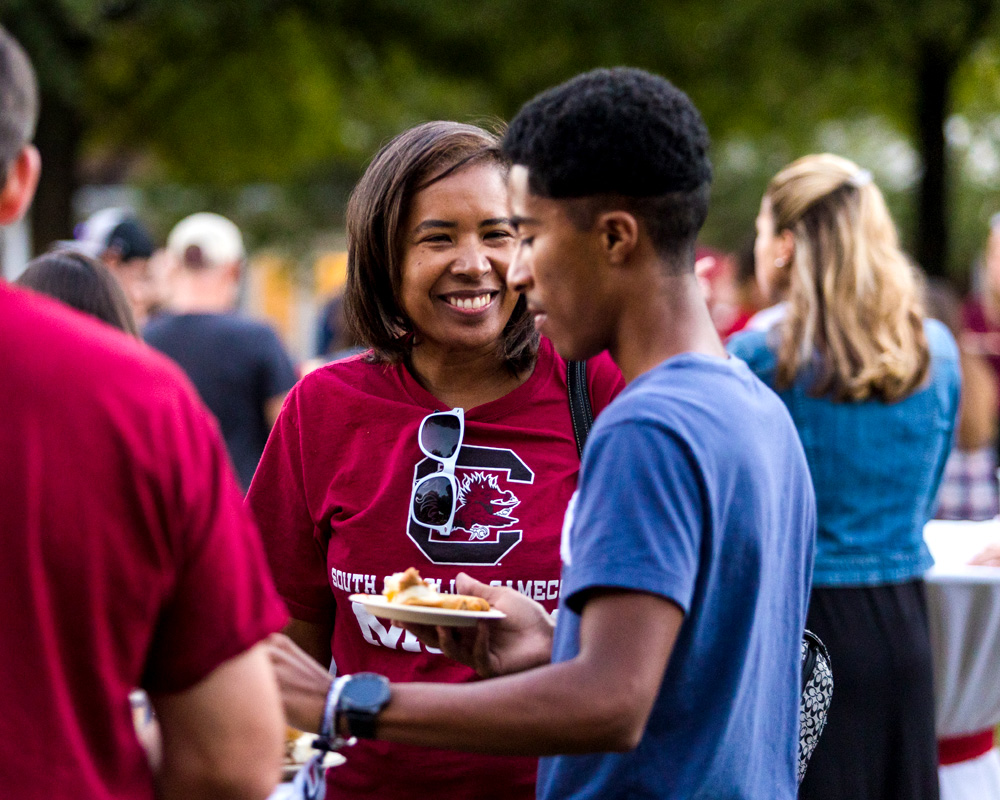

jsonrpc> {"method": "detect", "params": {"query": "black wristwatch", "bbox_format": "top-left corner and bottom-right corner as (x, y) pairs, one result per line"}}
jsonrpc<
(336, 672), (391, 739)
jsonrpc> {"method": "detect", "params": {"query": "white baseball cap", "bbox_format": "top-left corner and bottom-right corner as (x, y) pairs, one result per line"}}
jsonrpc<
(167, 212), (245, 269)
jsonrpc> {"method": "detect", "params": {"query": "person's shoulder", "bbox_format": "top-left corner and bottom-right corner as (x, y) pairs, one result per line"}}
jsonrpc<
(924, 318), (961, 397)
(602, 354), (783, 433)
(292, 350), (388, 402)
(3, 284), (199, 407)
(143, 313), (202, 352)
(596, 355), (706, 425)
(240, 312), (280, 333)
(207, 311), (278, 337)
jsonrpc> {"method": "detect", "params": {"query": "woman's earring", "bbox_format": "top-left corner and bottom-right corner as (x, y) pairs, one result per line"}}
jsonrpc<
(775, 256), (787, 268)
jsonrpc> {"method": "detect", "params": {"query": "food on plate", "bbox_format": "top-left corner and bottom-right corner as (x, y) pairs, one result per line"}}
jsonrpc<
(282, 726), (345, 780)
(383, 567), (490, 611)
(284, 726), (306, 765)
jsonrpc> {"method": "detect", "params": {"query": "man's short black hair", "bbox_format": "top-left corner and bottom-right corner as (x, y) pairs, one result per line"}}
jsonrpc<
(503, 67), (711, 268)
(0, 26), (38, 174)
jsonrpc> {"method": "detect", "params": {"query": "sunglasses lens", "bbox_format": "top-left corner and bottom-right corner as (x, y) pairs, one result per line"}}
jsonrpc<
(421, 414), (462, 459)
(412, 475), (455, 526)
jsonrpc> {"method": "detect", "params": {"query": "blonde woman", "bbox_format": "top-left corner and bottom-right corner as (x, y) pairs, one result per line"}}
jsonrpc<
(728, 154), (959, 800)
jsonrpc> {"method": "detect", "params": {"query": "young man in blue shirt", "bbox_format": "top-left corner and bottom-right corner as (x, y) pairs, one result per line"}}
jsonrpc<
(272, 67), (816, 799)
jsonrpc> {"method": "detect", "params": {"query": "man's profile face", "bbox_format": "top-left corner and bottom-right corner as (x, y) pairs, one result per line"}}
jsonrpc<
(506, 165), (609, 361)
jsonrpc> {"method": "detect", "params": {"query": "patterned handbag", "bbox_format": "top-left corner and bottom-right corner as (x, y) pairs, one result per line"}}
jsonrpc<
(567, 361), (834, 783)
(798, 629), (833, 782)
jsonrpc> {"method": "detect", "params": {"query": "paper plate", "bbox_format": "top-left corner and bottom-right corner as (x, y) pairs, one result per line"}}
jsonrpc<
(348, 594), (505, 627)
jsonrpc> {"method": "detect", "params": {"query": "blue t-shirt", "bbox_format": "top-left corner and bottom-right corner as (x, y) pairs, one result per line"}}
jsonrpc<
(538, 354), (815, 800)
(145, 312), (298, 491)
(727, 319), (960, 586)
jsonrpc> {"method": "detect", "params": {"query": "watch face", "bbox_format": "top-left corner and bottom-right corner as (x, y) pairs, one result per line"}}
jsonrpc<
(342, 673), (391, 712)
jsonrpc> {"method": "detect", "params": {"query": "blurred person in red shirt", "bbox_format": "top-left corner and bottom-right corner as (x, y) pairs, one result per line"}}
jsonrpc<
(694, 241), (766, 340)
(0, 26), (287, 800)
(962, 215), (1000, 445)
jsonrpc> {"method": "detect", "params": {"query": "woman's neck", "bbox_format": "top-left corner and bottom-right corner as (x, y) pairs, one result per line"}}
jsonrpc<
(408, 344), (531, 409)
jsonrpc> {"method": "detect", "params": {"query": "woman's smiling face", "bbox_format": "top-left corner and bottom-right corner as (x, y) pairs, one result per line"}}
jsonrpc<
(399, 162), (519, 358)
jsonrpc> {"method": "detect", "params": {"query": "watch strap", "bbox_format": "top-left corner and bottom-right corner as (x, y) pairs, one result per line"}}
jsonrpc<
(317, 674), (350, 749)
(343, 707), (379, 740)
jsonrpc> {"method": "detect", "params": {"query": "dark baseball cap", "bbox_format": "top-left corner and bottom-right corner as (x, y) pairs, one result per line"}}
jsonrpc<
(74, 208), (156, 261)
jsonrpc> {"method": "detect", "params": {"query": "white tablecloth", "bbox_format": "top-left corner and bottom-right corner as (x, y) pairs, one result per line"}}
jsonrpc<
(924, 519), (1000, 800)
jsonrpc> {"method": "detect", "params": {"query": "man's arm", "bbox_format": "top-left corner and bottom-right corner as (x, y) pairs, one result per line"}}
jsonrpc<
(261, 324), (298, 430)
(380, 590), (682, 754)
(149, 642), (285, 800)
(271, 589), (682, 755)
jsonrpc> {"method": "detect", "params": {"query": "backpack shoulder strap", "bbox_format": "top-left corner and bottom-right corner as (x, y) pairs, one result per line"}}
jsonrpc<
(567, 360), (595, 459)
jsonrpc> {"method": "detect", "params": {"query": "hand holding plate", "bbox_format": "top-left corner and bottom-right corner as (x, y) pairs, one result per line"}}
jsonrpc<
(410, 572), (555, 678)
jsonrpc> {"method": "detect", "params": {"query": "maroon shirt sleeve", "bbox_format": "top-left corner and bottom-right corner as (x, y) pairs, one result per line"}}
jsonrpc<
(246, 380), (334, 624)
(142, 383), (289, 694)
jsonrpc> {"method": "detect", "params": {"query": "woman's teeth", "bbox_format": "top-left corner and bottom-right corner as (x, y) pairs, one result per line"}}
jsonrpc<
(447, 294), (492, 310)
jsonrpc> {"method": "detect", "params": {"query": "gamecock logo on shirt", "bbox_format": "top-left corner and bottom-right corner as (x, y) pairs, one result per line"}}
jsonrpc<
(408, 445), (533, 565)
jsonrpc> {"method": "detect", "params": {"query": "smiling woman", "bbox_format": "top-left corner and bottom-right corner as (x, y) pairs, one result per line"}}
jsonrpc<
(246, 121), (624, 800)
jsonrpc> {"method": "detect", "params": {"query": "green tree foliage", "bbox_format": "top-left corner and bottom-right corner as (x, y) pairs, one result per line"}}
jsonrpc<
(3, 0), (1000, 274)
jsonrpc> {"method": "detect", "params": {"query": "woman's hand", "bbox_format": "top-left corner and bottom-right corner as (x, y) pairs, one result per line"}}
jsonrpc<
(267, 633), (333, 733)
(970, 543), (1000, 567)
(404, 573), (555, 678)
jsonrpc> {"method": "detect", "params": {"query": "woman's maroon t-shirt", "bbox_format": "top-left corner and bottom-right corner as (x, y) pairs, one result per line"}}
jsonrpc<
(248, 337), (623, 799)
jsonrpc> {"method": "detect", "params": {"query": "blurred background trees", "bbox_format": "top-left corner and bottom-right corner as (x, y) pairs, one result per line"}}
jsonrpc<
(3, 0), (1000, 280)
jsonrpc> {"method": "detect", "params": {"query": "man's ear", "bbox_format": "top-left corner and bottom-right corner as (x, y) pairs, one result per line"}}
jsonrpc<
(0, 145), (41, 226)
(598, 211), (639, 265)
(226, 260), (243, 285)
(102, 246), (124, 269)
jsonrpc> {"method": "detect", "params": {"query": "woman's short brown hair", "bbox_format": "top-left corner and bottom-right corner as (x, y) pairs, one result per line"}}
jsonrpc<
(344, 121), (537, 372)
